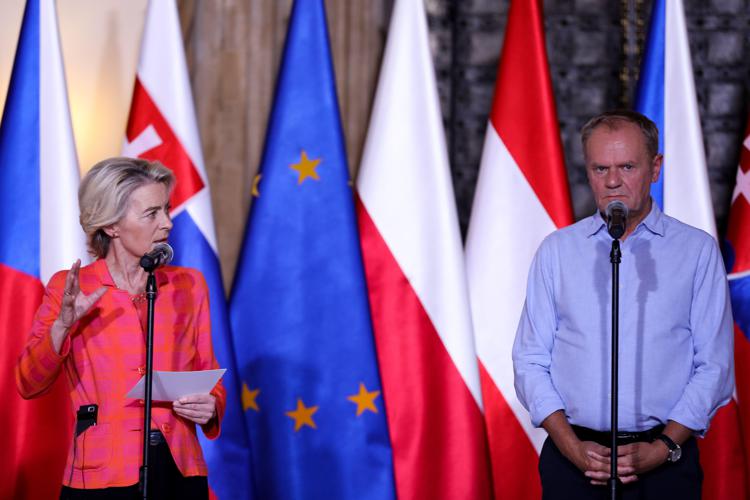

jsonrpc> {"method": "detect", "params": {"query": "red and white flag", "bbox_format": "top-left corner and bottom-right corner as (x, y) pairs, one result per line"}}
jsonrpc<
(122, 1), (251, 497)
(464, 1), (573, 497)
(356, 0), (491, 497)
(699, 116), (750, 499)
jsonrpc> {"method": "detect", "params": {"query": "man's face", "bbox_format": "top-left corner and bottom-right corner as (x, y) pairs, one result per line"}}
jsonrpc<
(584, 121), (662, 223)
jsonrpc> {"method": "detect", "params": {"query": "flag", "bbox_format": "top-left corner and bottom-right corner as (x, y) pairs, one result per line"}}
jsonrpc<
(724, 116), (750, 496)
(122, 0), (253, 497)
(0, 0), (88, 497)
(635, 1), (746, 497)
(355, 0), (491, 497)
(635, 0), (716, 237)
(464, 0), (573, 498)
(228, 1), (395, 498)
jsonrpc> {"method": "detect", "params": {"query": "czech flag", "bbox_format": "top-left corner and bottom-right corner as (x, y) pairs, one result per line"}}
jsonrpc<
(0, 0), (88, 497)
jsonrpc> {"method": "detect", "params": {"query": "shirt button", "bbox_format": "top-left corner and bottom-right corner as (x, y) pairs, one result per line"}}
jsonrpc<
(137, 399), (144, 406)
(161, 423), (172, 434)
(137, 366), (145, 375)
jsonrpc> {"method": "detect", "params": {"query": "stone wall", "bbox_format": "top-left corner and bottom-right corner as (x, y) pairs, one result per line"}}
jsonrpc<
(428, 0), (750, 236)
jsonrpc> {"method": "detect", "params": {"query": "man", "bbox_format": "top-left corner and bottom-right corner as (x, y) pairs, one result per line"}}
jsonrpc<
(512, 110), (734, 499)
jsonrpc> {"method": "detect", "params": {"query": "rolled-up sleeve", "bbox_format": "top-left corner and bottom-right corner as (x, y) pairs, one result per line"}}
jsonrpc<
(668, 237), (734, 433)
(512, 238), (565, 427)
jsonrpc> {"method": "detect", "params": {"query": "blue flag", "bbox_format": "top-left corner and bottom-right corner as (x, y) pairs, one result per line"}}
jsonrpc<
(634, 0), (716, 237)
(634, 0), (665, 207)
(228, 0), (396, 498)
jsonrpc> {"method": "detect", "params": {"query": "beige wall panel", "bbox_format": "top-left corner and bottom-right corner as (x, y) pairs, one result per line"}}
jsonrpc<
(0, 0), (386, 290)
(183, 0), (386, 289)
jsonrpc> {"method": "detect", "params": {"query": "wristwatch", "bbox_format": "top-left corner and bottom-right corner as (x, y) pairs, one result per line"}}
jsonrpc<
(655, 434), (682, 462)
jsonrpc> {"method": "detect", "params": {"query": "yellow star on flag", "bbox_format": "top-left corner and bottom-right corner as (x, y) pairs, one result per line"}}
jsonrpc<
(285, 398), (318, 431)
(347, 383), (380, 416)
(251, 174), (262, 197)
(289, 150), (321, 184)
(242, 383), (260, 412)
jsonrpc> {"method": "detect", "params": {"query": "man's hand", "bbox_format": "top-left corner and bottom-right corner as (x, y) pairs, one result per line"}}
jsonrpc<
(173, 393), (217, 425)
(615, 440), (669, 483)
(542, 410), (614, 486)
(567, 440), (612, 485)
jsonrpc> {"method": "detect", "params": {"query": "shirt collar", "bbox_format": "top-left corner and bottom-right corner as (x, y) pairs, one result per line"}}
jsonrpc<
(586, 199), (665, 238)
(92, 258), (170, 288)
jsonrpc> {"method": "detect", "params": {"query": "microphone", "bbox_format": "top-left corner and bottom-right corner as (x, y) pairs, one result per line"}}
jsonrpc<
(606, 200), (628, 240)
(139, 242), (174, 272)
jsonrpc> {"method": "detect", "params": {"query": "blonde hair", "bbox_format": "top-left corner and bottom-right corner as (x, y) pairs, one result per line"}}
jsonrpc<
(78, 157), (174, 258)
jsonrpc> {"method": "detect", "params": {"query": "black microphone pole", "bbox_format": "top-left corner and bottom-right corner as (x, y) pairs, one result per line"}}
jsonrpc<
(139, 270), (156, 499)
(609, 237), (621, 500)
(137, 243), (172, 498)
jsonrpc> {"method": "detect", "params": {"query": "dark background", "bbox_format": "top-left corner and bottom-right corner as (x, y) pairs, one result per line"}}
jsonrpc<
(421, 0), (749, 237)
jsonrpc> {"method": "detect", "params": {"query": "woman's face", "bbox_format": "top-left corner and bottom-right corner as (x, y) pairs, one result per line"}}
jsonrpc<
(109, 182), (172, 260)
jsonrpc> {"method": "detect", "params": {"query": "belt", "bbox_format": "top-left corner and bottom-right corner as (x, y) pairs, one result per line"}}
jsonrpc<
(572, 424), (665, 446)
(148, 430), (166, 446)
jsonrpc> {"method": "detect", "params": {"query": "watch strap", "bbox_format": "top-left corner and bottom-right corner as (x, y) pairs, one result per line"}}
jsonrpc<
(655, 434), (680, 462)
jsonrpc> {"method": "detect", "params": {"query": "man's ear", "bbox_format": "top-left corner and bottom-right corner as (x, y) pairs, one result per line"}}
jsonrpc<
(651, 154), (663, 183)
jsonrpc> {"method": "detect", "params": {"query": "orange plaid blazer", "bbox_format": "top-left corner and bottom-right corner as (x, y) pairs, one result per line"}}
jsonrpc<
(16, 259), (226, 489)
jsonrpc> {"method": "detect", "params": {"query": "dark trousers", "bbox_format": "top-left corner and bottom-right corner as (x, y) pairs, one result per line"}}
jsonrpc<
(60, 432), (208, 500)
(539, 435), (703, 500)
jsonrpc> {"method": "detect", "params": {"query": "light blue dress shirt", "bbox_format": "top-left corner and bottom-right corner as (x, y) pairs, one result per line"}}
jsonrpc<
(513, 202), (734, 433)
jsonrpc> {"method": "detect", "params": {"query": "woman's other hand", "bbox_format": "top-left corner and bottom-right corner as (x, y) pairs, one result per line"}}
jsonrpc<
(173, 393), (217, 425)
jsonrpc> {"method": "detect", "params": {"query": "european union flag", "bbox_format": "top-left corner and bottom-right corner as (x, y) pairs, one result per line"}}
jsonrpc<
(228, 1), (396, 498)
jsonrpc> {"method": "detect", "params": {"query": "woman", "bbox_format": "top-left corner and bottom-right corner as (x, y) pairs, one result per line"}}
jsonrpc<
(16, 157), (225, 498)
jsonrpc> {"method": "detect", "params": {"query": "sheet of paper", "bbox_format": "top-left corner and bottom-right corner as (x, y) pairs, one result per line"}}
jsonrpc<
(125, 369), (226, 402)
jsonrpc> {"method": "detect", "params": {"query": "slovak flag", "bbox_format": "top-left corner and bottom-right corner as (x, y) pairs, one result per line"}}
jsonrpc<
(725, 116), (750, 496)
(0, 0), (88, 497)
(122, 0), (252, 497)
(464, 1), (573, 498)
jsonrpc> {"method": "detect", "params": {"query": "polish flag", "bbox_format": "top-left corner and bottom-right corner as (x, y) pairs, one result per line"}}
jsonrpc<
(123, 1), (252, 497)
(0, 0), (88, 497)
(356, 0), (491, 497)
(464, 1), (573, 497)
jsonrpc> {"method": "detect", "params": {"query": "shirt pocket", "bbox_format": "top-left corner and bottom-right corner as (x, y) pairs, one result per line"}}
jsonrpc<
(73, 423), (111, 471)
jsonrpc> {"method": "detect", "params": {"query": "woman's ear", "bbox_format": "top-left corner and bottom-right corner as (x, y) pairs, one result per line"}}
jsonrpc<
(103, 225), (119, 238)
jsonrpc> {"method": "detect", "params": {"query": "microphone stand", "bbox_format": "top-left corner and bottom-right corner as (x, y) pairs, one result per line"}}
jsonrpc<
(608, 238), (621, 500)
(138, 270), (157, 499)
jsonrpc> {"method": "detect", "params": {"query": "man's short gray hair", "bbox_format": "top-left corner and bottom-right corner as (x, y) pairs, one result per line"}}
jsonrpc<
(581, 109), (660, 160)
(78, 157), (174, 259)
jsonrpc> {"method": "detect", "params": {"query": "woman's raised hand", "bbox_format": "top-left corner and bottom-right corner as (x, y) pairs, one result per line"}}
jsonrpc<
(51, 260), (107, 352)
